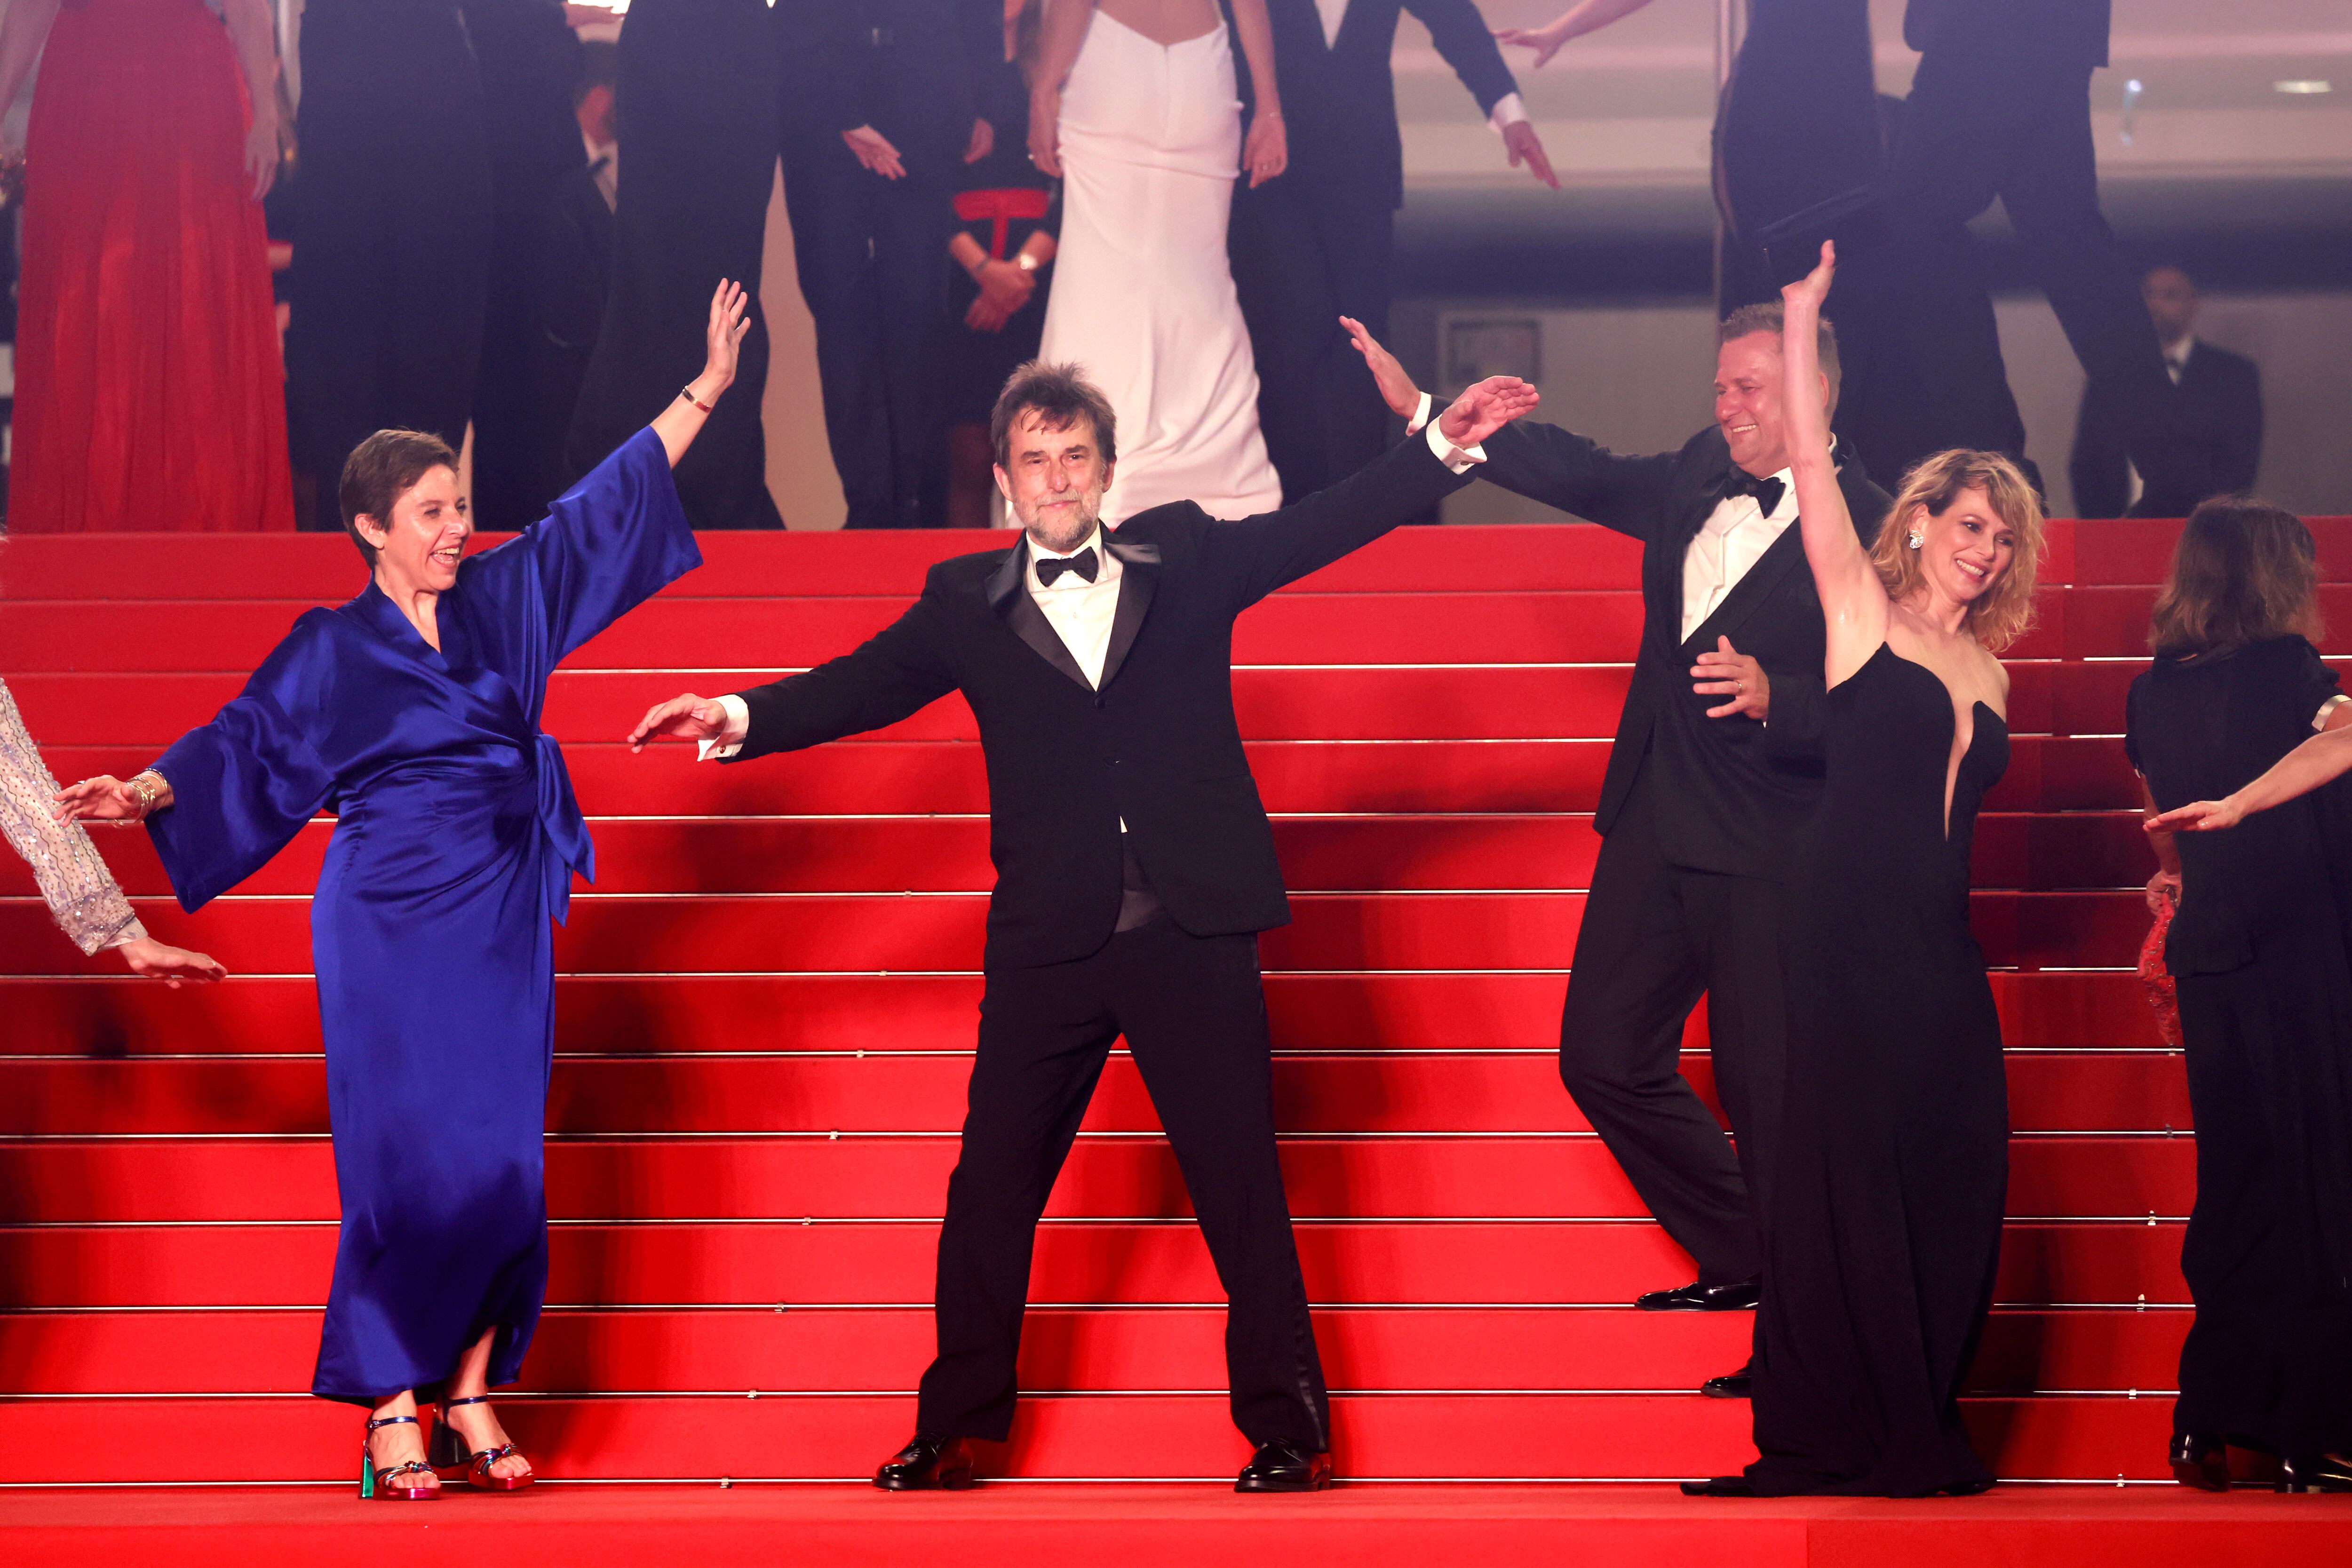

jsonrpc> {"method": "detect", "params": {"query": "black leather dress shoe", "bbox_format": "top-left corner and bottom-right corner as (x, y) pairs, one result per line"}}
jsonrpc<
(1680, 1475), (1755, 1497)
(1235, 1439), (1332, 1493)
(1636, 1280), (1761, 1312)
(2279, 1451), (2352, 1493)
(2170, 1432), (2230, 1491)
(1701, 1364), (1752, 1400)
(874, 1433), (975, 1490)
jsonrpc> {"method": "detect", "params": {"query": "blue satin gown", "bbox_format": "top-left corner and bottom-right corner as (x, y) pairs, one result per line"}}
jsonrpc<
(147, 429), (699, 1403)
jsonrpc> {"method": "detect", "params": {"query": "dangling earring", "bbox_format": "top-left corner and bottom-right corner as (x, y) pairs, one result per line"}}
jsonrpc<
(1905, 527), (1924, 550)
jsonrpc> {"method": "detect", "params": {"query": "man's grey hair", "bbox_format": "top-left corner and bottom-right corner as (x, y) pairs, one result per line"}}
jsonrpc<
(1718, 302), (1841, 414)
(992, 361), (1119, 470)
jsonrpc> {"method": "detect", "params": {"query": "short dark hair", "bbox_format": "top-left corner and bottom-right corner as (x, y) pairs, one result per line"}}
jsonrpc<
(339, 429), (459, 568)
(2150, 496), (2321, 657)
(1717, 302), (1842, 412)
(991, 361), (1117, 471)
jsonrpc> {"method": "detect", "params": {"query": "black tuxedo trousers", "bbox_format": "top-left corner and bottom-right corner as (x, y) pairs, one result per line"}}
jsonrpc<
(919, 914), (1327, 1448)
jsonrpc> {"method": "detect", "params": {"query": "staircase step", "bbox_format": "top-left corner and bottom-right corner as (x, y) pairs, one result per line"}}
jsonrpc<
(0, 1136), (2196, 1225)
(0, 1304), (2185, 1396)
(0, 888), (2161, 976)
(0, 1218), (2185, 1311)
(0, 1389), (2173, 1482)
(0, 1050), (2187, 1138)
(0, 970), (2172, 1059)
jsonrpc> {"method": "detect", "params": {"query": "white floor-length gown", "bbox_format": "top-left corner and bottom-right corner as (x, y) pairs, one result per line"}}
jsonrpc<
(1039, 10), (1283, 523)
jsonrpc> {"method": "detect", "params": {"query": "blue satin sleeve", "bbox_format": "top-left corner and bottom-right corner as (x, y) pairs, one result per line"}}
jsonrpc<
(459, 427), (702, 690)
(148, 611), (342, 913)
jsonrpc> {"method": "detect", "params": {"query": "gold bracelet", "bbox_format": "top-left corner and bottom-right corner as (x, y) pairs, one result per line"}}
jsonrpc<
(126, 771), (163, 821)
(679, 384), (715, 414)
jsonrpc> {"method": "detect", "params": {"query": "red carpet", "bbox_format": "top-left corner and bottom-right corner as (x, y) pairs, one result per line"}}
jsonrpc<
(5, 519), (2352, 1554)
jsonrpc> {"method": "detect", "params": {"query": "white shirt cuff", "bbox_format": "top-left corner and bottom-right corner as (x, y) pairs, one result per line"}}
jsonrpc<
(1406, 390), (1434, 436)
(2315, 693), (2349, 732)
(1424, 412), (1484, 474)
(1488, 92), (1529, 133)
(698, 692), (751, 761)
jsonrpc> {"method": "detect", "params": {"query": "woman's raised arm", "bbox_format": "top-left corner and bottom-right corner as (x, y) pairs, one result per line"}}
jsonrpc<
(648, 279), (752, 469)
(1781, 242), (1886, 683)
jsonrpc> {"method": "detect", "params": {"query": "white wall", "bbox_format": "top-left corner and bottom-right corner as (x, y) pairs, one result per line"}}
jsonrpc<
(1428, 290), (2352, 524)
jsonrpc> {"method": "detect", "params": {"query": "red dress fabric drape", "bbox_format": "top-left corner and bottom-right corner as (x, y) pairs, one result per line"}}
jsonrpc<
(10, 0), (294, 532)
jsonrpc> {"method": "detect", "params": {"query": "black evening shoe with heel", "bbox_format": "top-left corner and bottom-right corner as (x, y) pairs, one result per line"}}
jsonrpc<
(2170, 1432), (2231, 1491)
(2278, 1452), (2352, 1493)
(431, 1394), (535, 1491)
(361, 1414), (438, 1500)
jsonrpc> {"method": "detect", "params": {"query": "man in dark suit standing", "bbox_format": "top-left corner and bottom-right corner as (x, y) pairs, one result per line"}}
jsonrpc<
(2070, 265), (2263, 519)
(1344, 309), (1893, 1398)
(628, 360), (1537, 1488)
(776, 0), (1001, 528)
(1230, 0), (1553, 503)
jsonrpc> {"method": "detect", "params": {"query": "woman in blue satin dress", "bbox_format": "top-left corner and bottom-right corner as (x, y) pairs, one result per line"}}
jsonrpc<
(56, 281), (753, 1500)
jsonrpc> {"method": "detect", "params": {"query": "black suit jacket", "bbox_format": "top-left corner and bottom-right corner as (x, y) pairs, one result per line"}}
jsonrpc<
(775, 0), (998, 178)
(728, 437), (1473, 968)
(2069, 340), (2263, 520)
(1478, 421), (1892, 880)
(1234, 0), (1518, 212)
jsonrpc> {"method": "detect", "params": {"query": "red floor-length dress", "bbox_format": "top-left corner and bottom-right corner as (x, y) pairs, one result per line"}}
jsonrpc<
(10, 0), (294, 532)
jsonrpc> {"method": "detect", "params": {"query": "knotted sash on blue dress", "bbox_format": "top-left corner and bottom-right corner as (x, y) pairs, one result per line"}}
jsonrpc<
(148, 429), (699, 1404)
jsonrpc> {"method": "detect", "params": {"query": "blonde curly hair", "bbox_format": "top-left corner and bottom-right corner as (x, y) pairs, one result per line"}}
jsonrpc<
(1871, 449), (2046, 653)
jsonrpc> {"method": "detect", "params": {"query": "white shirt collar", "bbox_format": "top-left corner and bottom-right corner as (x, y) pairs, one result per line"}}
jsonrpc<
(1028, 525), (1112, 589)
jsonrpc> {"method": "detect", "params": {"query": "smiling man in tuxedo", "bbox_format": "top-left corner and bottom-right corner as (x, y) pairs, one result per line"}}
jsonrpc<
(1345, 311), (1893, 1400)
(628, 359), (1536, 1492)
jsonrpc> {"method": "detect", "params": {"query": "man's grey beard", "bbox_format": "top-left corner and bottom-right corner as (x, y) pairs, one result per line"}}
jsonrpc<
(1023, 497), (1100, 555)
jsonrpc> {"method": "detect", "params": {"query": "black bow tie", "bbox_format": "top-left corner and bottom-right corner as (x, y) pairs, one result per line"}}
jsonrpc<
(1035, 546), (1099, 587)
(1723, 470), (1786, 517)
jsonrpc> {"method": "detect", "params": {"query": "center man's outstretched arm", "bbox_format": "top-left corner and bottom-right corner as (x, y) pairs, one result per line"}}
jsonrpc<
(1341, 317), (1676, 539)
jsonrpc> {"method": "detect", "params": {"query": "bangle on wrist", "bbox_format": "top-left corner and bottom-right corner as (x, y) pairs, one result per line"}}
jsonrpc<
(679, 383), (715, 414)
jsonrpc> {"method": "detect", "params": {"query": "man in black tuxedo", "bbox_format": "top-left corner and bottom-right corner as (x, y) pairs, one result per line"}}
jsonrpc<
(1853, 0), (2209, 512)
(628, 360), (1537, 1489)
(1345, 310), (1893, 1397)
(2071, 265), (2263, 519)
(776, 0), (1000, 528)
(1230, 0), (1552, 503)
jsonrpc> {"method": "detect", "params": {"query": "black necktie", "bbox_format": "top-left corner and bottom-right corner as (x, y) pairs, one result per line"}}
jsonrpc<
(1724, 470), (1785, 517)
(1035, 546), (1099, 587)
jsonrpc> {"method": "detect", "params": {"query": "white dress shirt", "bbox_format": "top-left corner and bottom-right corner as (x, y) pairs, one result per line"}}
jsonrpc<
(1027, 527), (1123, 689)
(1310, 0), (1527, 131)
(1682, 468), (1799, 642)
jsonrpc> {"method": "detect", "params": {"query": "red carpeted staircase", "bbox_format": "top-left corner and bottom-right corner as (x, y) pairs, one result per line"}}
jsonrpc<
(5, 517), (2352, 1559)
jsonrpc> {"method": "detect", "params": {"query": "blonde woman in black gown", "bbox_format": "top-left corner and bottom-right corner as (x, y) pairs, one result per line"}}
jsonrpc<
(1688, 242), (2046, 1496)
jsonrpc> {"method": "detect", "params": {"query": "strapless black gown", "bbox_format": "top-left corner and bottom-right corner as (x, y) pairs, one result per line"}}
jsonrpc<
(1744, 643), (2012, 1496)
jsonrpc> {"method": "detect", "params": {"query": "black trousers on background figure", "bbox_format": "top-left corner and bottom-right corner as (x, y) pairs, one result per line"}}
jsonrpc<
(916, 915), (1331, 1451)
(285, 0), (490, 530)
(1558, 782), (1786, 1289)
(780, 135), (953, 529)
(1228, 179), (1395, 506)
(566, 0), (781, 528)
(1850, 47), (2204, 509)
(2173, 929), (2352, 1458)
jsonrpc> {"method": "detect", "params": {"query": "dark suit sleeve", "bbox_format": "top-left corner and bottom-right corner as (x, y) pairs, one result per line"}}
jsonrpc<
(730, 576), (961, 760)
(1403, 0), (1519, 116)
(781, 0), (865, 137)
(1476, 420), (1679, 541)
(1212, 434), (1474, 607)
(1760, 670), (1829, 766)
(2212, 355), (2263, 495)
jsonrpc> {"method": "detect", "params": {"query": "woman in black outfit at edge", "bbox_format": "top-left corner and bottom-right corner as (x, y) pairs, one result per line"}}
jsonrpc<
(2136, 499), (2352, 1494)
(1688, 241), (2044, 1497)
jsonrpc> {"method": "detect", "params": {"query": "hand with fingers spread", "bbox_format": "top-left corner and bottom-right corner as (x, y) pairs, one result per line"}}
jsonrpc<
(843, 124), (908, 180)
(1438, 376), (1542, 449)
(2148, 797), (2245, 835)
(651, 279), (752, 466)
(1340, 315), (1424, 421)
(629, 694), (737, 755)
(1692, 636), (1770, 722)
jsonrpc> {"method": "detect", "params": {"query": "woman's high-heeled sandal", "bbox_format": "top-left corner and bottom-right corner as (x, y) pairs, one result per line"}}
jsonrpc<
(431, 1393), (536, 1491)
(361, 1414), (439, 1500)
